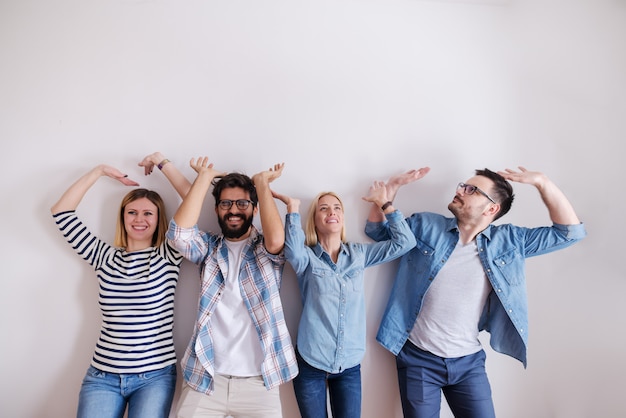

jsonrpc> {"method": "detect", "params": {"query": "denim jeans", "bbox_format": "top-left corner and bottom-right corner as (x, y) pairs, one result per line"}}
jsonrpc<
(76, 364), (176, 418)
(292, 350), (361, 418)
(396, 341), (495, 418)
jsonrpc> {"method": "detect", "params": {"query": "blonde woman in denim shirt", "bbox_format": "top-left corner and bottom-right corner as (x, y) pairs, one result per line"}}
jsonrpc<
(273, 181), (416, 418)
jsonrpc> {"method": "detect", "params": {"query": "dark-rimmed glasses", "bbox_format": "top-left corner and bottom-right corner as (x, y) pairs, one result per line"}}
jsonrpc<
(457, 183), (497, 204)
(217, 199), (254, 210)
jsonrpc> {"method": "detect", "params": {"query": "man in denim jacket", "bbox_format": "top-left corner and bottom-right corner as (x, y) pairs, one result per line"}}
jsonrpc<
(365, 166), (586, 418)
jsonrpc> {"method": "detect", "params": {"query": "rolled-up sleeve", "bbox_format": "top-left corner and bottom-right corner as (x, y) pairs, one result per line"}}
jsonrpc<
(555, 222), (587, 240)
(166, 219), (209, 264)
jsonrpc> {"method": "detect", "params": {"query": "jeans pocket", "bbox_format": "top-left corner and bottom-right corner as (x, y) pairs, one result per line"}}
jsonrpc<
(86, 365), (106, 378)
(140, 364), (177, 381)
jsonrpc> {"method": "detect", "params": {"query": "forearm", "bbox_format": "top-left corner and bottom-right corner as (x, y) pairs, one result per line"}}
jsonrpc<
(160, 162), (192, 198)
(364, 180), (394, 222)
(51, 166), (104, 214)
(173, 171), (213, 228)
(537, 178), (580, 225)
(367, 203), (385, 222)
(284, 213), (309, 273)
(140, 153), (191, 198)
(256, 179), (285, 254)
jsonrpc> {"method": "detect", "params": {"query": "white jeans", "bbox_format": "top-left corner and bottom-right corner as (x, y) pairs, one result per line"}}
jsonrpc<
(176, 374), (282, 418)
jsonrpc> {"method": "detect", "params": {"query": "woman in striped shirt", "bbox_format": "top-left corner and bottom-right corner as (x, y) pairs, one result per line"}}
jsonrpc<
(51, 156), (190, 418)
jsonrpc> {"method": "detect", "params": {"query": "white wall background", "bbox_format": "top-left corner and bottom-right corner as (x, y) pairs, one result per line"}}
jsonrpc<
(1, 0), (624, 417)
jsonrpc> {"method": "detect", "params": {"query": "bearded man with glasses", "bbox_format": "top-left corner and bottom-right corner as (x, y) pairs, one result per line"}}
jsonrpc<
(365, 166), (586, 418)
(166, 157), (297, 418)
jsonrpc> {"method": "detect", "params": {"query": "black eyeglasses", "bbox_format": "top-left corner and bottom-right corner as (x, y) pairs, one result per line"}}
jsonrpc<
(217, 199), (254, 210)
(457, 183), (497, 204)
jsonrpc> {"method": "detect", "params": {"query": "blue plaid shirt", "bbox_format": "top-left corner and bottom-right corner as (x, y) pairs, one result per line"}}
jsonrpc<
(166, 220), (298, 394)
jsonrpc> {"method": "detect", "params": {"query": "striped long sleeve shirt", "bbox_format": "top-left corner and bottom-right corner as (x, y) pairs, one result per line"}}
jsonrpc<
(53, 210), (183, 373)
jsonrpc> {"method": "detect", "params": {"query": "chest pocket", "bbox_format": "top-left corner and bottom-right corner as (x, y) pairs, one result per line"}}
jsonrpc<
(406, 240), (435, 275)
(493, 249), (524, 286)
(310, 267), (363, 294)
(345, 267), (363, 292)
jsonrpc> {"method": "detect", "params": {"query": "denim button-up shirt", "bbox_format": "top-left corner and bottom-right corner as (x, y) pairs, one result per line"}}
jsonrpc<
(365, 212), (586, 367)
(166, 220), (298, 394)
(285, 210), (416, 374)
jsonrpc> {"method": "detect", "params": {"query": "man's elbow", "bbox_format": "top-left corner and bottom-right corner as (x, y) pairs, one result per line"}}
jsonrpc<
(265, 240), (285, 255)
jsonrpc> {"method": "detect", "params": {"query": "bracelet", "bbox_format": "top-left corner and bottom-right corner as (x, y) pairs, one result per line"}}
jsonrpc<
(157, 159), (171, 170)
(381, 201), (393, 211)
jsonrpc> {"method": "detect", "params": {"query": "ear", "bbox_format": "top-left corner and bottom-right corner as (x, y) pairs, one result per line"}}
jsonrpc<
(487, 203), (500, 217)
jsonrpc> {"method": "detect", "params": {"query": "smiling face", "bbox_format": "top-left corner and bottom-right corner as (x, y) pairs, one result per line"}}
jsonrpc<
(123, 197), (159, 249)
(215, 187), (256, 240)
(313, 194), (344, 238)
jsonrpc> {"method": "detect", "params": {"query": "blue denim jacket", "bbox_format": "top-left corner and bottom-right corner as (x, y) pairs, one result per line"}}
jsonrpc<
(365, 212), (586, 367)
(285, 210), (416, 373)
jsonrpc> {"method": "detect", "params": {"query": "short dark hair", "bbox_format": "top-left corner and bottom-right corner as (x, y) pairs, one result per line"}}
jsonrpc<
(476, 168), (515, 221)
(211, 173), (258, 207)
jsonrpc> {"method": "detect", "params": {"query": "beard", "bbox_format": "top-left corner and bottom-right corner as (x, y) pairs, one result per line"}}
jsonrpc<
(447, 201), (458, 216)
(218, 212), (254, 239)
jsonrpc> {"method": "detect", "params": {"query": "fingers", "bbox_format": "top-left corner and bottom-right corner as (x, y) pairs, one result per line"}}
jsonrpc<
(363, 180), (388, 202)
(270, 162), (285, 172)
(371, 180), (385, 190)
(119, 176), (140, 186)
(271, 190), (289, 204)
(138, 159), (154, 176)
(190, 156), (213, 168)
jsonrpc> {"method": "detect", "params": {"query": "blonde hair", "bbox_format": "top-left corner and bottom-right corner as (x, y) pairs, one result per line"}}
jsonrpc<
(304, 191), (346, 246)
(114, 189), (168, 248)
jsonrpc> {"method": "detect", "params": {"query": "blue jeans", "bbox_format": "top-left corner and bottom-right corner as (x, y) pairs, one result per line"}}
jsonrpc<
(396, 342), (495, 418)
(292, 350), (361, 418)
(76, 364), (176, 418)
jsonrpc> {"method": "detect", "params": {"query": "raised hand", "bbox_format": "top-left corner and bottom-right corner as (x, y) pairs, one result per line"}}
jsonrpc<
(138, 152), (166, 176)
(272, 190), (301, 213)
(497, 166), (546, 188)
(362, 180), (389, 207)
(386, 167), (430, 200)
(253, 163), (285, 186)
(189, 156), (226, 178)
(102, 165), (139, 186)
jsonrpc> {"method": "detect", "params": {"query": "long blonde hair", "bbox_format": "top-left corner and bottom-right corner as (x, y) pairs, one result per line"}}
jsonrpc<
(304, 191), (347, 246)
(114, 189), (168, 248)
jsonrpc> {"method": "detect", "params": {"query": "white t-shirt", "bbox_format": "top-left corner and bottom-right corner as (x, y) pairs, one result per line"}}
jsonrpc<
(212, 238), (264, 376)
(409, 240), (492, 358)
